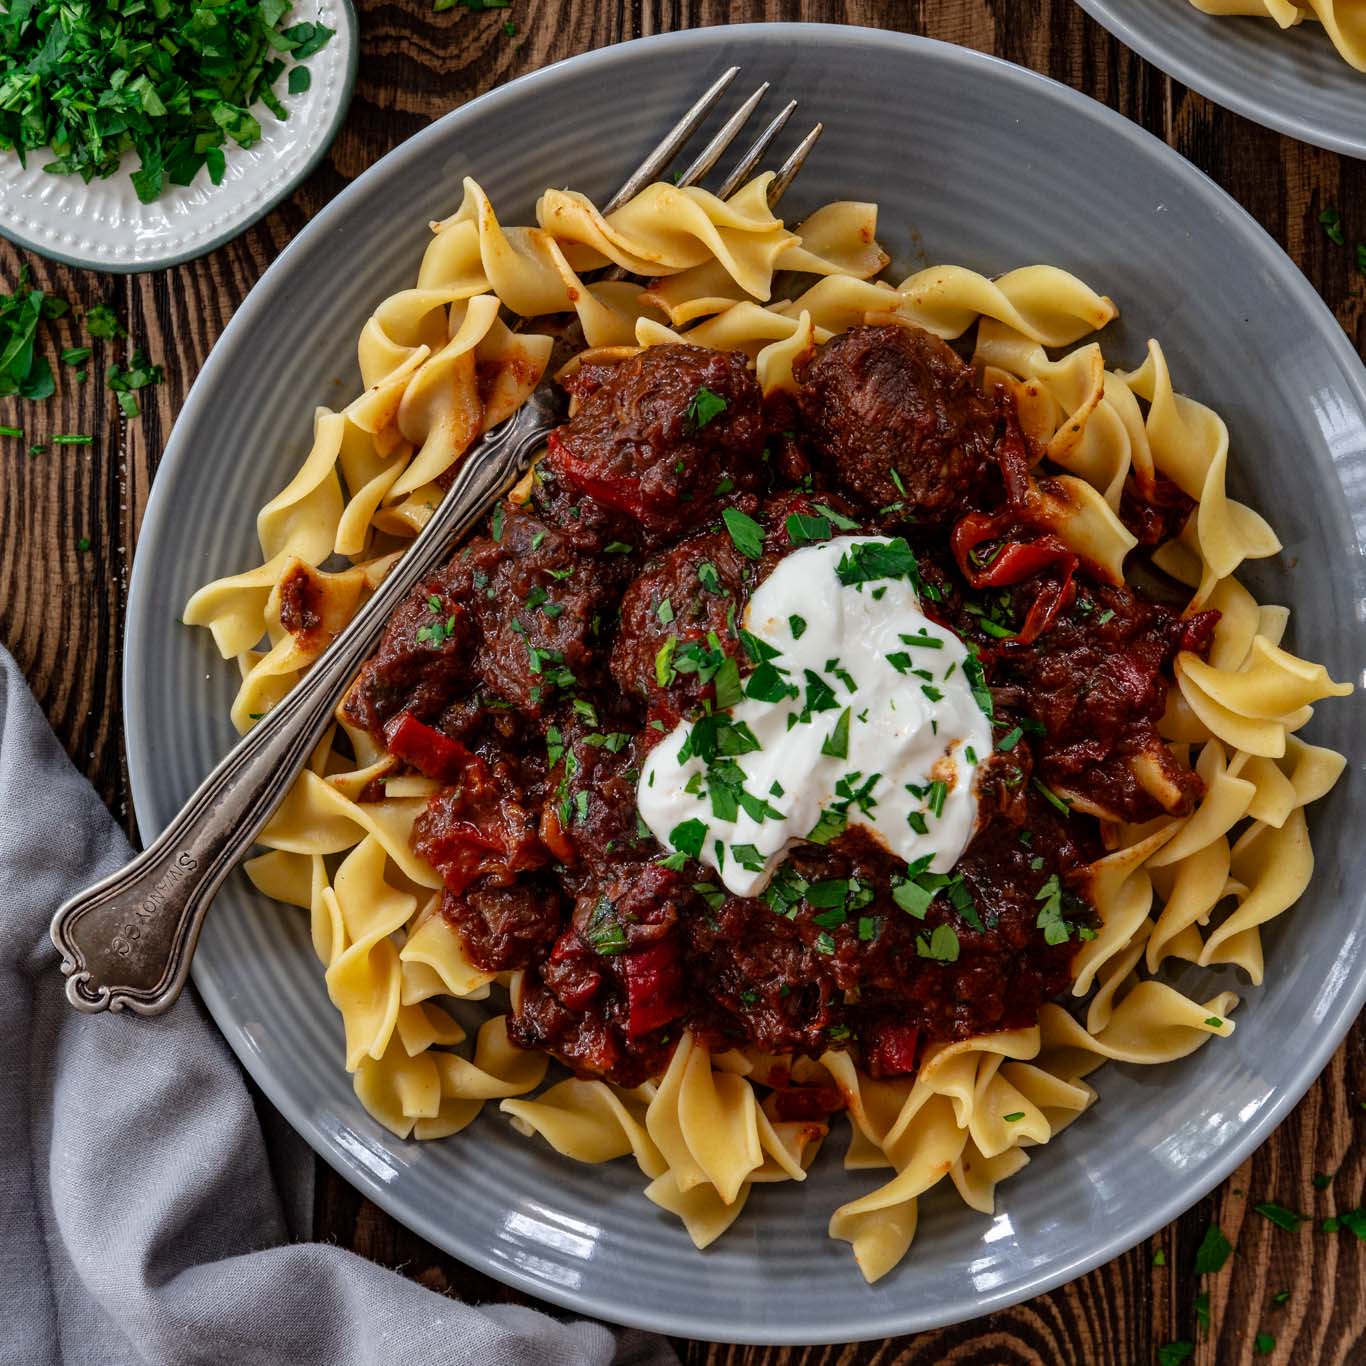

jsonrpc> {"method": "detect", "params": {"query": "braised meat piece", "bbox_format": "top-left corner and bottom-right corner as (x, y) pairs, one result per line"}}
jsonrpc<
(610, 526), (751, 727)
(990, 582), (1218, 822)
(437, 877), (565, 972)
(343, 560), (479, 736)
(797, 323), (996, 521)
(470, 506), (619, 715)
(543, 344), (767, 537)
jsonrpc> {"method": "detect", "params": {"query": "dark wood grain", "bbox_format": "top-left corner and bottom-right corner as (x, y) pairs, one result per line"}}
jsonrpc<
(3, 2), (1363, 1362)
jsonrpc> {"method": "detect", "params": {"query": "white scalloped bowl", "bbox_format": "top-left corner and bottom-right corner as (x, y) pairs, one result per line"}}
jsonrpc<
(0, 0), (357, 272)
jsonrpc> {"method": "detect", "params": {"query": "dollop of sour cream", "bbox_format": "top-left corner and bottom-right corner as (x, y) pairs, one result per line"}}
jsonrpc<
(637, 535), (993, 897)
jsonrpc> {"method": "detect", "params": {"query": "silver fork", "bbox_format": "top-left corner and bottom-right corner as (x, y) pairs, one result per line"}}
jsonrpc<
(50, 70), (823, 1016)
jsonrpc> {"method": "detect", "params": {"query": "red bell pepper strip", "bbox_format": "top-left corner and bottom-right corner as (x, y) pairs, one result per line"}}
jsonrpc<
(623, 939), (684, 1037)
(545, 431), (650, 521)
(863, 1022), (921, 1078)
(383, 712), (478, 785)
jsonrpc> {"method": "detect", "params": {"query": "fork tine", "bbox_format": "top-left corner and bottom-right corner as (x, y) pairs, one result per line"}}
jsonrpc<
(713, 99), (797, 201)
(767, 122), (823, 208)
(674, 82), (770, 191)
(603, 66), (740, 213)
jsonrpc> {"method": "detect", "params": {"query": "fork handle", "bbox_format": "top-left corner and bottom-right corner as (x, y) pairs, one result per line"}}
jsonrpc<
(50, 390), (559, 1015)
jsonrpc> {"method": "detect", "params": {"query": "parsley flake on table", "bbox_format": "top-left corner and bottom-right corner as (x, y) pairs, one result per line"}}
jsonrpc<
(0, 0), (335, 203)
(1254, 1201), (1303, 1232)
(1193, 1221), (1234, 1274)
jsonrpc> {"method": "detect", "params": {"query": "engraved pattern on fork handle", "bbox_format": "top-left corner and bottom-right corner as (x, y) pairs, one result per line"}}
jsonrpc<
(49, 387), (561, 1015)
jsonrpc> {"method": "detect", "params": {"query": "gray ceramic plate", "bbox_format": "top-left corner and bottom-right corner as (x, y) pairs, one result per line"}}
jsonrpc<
(1075, 0), (1366, 157)
(123, 25), (1366, 1344)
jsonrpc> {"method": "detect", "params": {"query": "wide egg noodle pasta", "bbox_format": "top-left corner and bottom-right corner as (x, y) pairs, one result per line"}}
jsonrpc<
(185, 172), (1351, 1281)
(1189, 0), (1366, 70)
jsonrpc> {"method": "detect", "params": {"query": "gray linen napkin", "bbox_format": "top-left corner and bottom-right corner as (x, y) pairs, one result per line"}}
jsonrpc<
(0, 648), (677, 1366)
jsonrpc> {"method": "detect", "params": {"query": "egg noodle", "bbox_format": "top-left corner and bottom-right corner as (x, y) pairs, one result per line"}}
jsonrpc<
(185, 173), (1350, 1282)
(1189, 0), (1366, 69)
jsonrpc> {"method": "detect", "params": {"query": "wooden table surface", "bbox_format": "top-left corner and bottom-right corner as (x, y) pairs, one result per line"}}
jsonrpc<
(3, 2), (1364, 1362)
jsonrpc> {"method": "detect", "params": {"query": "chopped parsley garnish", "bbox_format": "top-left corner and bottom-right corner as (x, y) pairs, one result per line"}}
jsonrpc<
(857, 915), (877, 942)
(721, 507), (764, 560)
(1194, 1291), (1211, 1336)
(1033, 874), (1079, 946)
(1254, 1333), (1275, 1356)
(1002, 1111), (1025, 1123)
(915, 923), (959, 962)
(678, 711), (761, 764)
(603, 540), (633, 554)
(821, 707), (852, 759)
(545, 725), (564, 767)
(962, 649), (993, 719)
(84, 304), (124, 340)
(712, 656), (743, 708)
(1193, 1223), (1234, 1274)
(799, 668), (839, 720)
(685, 385), (727, 429)
(491, 504), (505, 541)
(921, 683), (943, 703)
(0, 424), (20, 439)
(656, 597), (674, 625)
(669, 818), (707, 860)
(655, 637), (678, 686)
(997, 726), (1024, 752)
(738, 628), (781, 663)
(834, 537), (920, 588)
(1321, 206), (1346, 246)
(0, 1), (335, 202)
(786, 512), (832, 545)
(814, 931), (836, 955)
(0, 269), (67, 400)
(926, 779), (948, 819)
(1313, 1172), (1333, 1190)
(1254, 1202), (1303, 1232)
(1157, 1343), (1193, 1366)
(105, 350), (164, 417)
(692, 882), (725, 910)
(583, 897), (627, 955)
(1033, 778), (1071, 814)
(730, 843), (765, 872)
(1271, 1289), (1289, 1306)
(1152, 1249), (1167, 1267)
(788, 614), (807, 639)
(1096, 608), (1115, 625)
(1204, 1016), (1224, 1028)
(415, 607), (457, 647)
(806, 807), (847, 845)
(697, 560), (722, 593)
(906, 811), (928, 835)
(745, 661), (797, 703)
(813, 502), (859, 531)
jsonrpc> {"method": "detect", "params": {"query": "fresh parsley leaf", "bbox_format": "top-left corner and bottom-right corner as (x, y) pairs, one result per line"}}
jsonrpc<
(1193, 1223), (1234, 1275)
(722, 507), (764, 560)
(786, 512), (832, 546)
(915, 923), (959, 962)
(821, 707), (851, 759)
(685, 385), (727, 429)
